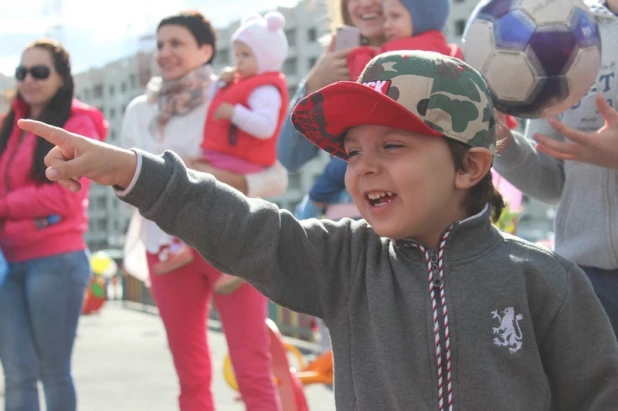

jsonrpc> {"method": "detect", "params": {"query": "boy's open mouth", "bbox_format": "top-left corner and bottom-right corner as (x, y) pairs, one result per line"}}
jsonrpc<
(365, 191), (397, 207)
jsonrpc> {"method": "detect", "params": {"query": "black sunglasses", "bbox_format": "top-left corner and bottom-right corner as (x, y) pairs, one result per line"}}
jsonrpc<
(15, 65), (52, 81)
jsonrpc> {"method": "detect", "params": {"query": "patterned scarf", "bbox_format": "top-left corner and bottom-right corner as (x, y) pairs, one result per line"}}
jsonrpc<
(146, 64), (214, 140)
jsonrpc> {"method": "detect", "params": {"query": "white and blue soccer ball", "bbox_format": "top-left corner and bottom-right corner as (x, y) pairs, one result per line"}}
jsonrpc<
(463, 0), (601, 118)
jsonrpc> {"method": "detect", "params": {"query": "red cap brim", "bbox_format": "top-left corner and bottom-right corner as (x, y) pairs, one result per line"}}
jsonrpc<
(291, 81), (442, 160)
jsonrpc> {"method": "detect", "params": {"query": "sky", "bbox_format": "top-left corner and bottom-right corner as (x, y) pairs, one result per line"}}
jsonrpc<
(0, 0), (301, 76)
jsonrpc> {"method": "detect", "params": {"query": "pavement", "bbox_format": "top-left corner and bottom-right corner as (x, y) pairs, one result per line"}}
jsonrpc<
(0, 301), (336, 411)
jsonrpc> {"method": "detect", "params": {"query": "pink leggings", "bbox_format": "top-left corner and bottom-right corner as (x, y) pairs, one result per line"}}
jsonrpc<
(147, 249), (281, 411)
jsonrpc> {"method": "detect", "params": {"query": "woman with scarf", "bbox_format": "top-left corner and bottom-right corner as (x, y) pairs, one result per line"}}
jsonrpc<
(120, 11), (285, 411)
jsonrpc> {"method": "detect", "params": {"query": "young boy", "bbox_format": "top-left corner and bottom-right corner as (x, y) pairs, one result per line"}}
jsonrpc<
(18, 51), (618, 411)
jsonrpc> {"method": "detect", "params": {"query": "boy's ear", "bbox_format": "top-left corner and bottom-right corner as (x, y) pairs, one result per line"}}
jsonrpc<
(454, 148), (493, 190)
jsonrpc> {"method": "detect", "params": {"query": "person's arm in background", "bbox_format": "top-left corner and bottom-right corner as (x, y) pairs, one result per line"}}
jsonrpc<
(277, 41), (352, 172)
(492, 114), (566, 204)
(309, 156), (348, 206)
(277, 80), (321, 172)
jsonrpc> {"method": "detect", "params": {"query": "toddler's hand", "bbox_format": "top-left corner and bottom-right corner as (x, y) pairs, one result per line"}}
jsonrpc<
(219, 67), (236, 83)
(214, 103), (235, 120)
(17, 119), (138, 192)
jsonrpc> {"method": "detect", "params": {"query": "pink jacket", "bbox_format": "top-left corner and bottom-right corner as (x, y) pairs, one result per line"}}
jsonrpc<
(0, 99), (108, 262)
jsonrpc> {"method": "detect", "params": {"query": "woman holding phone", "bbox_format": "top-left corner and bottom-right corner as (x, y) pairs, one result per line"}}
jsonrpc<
(277, 0), (387, 172)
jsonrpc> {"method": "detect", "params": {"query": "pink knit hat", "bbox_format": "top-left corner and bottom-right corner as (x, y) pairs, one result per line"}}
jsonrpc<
(231, 11), (289, 74)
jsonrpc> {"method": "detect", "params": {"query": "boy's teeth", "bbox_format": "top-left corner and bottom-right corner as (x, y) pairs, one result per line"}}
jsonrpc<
(367, 192), (393, 200)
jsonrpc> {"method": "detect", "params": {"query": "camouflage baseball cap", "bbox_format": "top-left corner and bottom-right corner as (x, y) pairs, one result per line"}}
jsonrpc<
(291, 50), (496, 160)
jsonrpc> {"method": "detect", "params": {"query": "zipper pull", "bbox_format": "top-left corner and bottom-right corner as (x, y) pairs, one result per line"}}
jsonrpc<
(429, 250), (442, 289)
(429, 250), (439, 270)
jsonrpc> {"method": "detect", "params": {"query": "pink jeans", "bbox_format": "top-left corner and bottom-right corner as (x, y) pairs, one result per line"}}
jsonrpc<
(147, 249), (281, 411)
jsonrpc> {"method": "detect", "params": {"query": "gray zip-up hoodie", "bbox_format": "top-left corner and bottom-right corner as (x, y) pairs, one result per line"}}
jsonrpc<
(119, 151), (618, 411)
(493, 2), (618, 270)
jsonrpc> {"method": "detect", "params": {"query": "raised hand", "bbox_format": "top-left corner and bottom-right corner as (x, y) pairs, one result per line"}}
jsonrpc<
(305, 35), (352, 94)
(17, 119), (138, 192)
(533, 95), (618, 169)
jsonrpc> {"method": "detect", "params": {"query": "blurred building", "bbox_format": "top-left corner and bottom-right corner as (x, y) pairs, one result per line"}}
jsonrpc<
(446, 0), (479, 42)
(73, 56), (147, 249)
(0, 74), (15, 114)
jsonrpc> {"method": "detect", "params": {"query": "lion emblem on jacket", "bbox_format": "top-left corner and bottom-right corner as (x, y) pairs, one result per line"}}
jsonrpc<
(491, 307), (523, 354)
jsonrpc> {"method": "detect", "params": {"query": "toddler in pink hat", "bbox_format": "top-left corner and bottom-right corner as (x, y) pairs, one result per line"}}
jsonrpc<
(198, 11), (289, 174)
(196, 11), (290, 294)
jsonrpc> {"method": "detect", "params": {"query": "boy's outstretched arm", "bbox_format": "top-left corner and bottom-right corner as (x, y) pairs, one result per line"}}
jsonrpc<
(540, 265), (618, 410)
(17, 119), (362, 321)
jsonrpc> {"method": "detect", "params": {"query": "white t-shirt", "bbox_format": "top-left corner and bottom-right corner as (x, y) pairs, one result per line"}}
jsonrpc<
(229, 84), (282, 139)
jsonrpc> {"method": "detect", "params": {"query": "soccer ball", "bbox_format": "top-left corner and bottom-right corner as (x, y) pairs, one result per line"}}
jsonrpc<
(463, 0), (601, 119)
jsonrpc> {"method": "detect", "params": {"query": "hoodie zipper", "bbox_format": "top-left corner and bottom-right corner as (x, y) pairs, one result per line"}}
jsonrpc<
(419, 227), (455, 411)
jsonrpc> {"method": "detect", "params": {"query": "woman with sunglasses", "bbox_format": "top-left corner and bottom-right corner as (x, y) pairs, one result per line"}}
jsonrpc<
(120, 11), (285, 411)
(0, 39), (107, 411)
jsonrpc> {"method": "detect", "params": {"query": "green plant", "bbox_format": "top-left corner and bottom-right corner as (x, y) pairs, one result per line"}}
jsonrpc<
(493, 204), (521, 234)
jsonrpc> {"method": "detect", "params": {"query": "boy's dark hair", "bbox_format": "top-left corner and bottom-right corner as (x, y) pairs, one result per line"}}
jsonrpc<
(446, 138), (505, 223)
(0, 38), (74, 184)
(157, 11), (217, 65)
